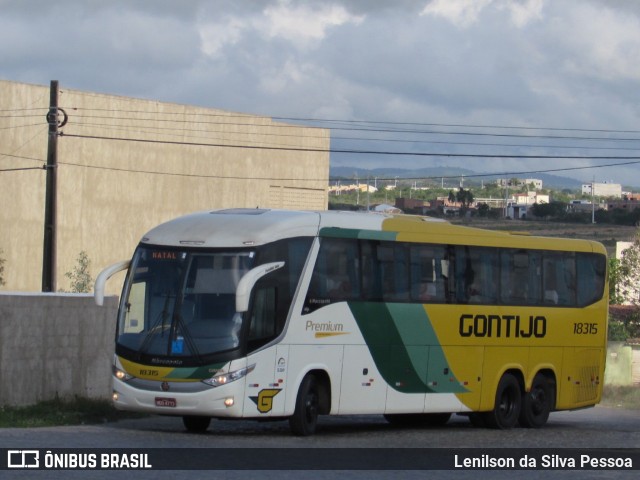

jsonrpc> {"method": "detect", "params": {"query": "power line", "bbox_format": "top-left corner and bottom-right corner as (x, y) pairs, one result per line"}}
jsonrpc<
(55, 158), (640, 183)
(0, 166), (45, 172)
(0, 152), (44, 163)
(63, 106), (640, 142)
(271, 115), (640, 136)
(4, 99), (635, 182)
(66, 117), (640, 154)
(366, 160), (640, 182)
(47, 131), (640, 183)
(69, 113), (640, 142)
(0, 122), (44, 130)
(64, 105), (640, 136)
(60, 132), (640, 160)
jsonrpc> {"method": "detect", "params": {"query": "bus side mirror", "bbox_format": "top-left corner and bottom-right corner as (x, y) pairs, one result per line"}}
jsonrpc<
(94, 260), (130, 306)
(235, 261), (285, 313)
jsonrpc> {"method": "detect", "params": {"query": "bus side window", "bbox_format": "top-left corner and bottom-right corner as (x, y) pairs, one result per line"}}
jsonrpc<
(466, 247), (499, 305)
(303, 238), (360, 314)
(378, 243), (409, 302)
(410, 245), (446, 303)
(576, 253), (606, 306)
(361, 240), (382, 301)
(500, 250), (531, 305)
(544, 253), (576, 306)
(248, 285), (277, 351)
(453, 246), (481, 304)
(451, 246), (499, 305)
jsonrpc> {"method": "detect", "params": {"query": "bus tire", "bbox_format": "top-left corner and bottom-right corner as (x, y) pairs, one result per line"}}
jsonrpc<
(182, 415), (211, 433)
(384, 413), (451, 427)
(289, 375), (319, 436)
(519, 373), (553, 428)
(484, 373), (522, 429)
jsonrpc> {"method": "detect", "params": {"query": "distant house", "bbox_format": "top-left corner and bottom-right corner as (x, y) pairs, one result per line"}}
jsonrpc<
(506, 192), (550, 219)
(373, 203), (402, 214)
(568, 200), (608, 213)
(496, 178), (543, 190)
(395, 198), (430, 214)
(608, 194), (640, 212)
(582, 182), (622, 198)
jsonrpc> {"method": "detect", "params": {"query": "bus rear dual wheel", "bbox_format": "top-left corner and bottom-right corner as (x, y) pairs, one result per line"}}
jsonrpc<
(471, 372), (553, 429)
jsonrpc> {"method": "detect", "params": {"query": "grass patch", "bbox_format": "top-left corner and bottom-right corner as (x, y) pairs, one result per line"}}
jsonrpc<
(0, 397), (144, 428)
(601, 386), (640, 410)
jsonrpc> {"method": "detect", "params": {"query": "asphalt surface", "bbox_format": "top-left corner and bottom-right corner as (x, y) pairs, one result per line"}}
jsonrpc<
(1, 405), (638, 479)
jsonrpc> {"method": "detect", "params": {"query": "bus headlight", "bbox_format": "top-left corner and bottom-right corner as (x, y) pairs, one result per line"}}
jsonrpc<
(113, 365), (134, 382)
(202, 364), (255, 387)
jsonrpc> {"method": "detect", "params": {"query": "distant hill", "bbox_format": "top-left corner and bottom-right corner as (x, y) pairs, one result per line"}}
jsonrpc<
(330, 166), (583, 190)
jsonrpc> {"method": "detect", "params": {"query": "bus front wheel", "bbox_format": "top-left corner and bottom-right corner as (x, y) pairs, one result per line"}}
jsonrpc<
(289, 375), (320, 436)
(484, 373), (522, 429)
(519, 373), (553, 428)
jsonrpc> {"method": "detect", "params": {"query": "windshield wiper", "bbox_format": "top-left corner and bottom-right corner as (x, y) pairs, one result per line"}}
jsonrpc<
(138, 291), (174, 355)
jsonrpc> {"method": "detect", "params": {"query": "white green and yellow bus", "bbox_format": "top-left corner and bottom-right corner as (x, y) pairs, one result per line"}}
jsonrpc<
(95, 208), (608, 435)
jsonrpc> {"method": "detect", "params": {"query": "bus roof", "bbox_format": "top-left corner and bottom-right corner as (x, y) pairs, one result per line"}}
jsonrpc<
(140, 208), (606, 254)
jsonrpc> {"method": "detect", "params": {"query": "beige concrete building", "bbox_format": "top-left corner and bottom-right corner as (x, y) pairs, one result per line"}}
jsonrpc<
(0, 80), (329, 293)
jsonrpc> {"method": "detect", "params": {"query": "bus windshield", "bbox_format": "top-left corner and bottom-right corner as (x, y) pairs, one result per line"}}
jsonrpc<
(117, 247), (255, 360)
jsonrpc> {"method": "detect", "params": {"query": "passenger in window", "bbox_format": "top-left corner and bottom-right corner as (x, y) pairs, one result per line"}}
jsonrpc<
(327, 277), (352, 299)
(467, 283), (483, 304)
(417, 282), (437, 301)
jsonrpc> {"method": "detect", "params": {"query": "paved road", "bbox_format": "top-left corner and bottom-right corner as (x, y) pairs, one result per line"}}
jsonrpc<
(1, 405), (638, 479)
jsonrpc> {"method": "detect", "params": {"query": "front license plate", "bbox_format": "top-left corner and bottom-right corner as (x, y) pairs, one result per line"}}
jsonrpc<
(155, 397), (177, 408)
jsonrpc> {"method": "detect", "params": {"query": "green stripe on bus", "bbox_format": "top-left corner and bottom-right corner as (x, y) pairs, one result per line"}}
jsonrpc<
(348, 302), (467, 394)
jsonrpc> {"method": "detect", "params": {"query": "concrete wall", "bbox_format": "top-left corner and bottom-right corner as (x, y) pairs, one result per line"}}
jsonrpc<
(0, 79), (329, 295)
(0, 293), (118, 406)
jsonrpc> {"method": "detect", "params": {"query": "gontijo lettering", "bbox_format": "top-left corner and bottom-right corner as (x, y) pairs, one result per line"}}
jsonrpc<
(460, 314), (547, 338)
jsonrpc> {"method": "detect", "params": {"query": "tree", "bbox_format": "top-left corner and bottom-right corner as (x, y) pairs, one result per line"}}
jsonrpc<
(530, 201), (566, 219)
(64, 251), (93, 293)
(456, 188), (474, 207)
(617, 234), (640, 305)
(608, 257), (624, 305)
(616, 233), (640, 339)
(477, 203), (490, 218)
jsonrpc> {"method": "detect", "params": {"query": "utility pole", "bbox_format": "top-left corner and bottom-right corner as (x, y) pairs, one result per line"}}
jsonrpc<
(42, 80), (59, 292)
(366, 176), (370, 211)
(591, 176), (596, 224)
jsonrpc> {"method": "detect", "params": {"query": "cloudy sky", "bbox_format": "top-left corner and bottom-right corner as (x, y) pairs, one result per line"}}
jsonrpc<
(3, 0), (640, 186)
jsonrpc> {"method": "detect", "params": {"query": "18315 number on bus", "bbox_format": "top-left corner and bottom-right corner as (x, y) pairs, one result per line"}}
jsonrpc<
(573, 322), (598, 335)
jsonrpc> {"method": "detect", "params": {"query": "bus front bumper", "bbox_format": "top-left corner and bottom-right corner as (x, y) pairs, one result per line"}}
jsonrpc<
(112, 378), (245, 418)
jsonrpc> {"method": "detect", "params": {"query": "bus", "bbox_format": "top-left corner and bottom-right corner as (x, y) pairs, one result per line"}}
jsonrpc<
(94, 208), (608, 435)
